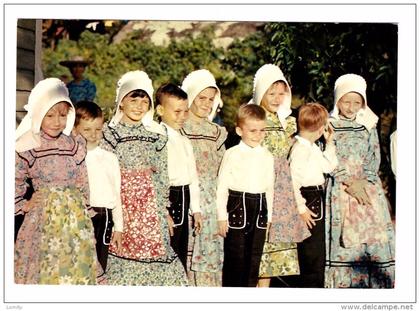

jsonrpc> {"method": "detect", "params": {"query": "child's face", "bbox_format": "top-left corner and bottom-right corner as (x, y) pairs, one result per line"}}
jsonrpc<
(236, 118), (266, 148)
(260, 82), (288, 113)
(159, 96), (189, 130)
(75, 117), (104, 150)
(120, 91), (150, 125)
(337, 92), (364, 120)
(70, 64), (85, 80)
(41, 102), (70, 138)
(190, 87), (217, 118)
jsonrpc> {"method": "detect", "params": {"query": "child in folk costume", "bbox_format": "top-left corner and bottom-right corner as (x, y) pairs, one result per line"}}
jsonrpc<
(155, 83), (203, 270)
(74, 101), (123, 272)
(289, 103), (338, 287)
(15, 78), (103, 284)
(217, 104), (274, 287)
(100, 71), (188, 286)
(249, 64), (310, 287)
(180, 69), (227, 286)
(325, 74), (395, 288)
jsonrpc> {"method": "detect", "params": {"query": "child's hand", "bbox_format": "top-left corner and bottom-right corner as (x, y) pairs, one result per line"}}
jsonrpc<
(167, 215), (174, 236)
(218, 220), (228, 238)
(22, 192), (44, 213)
(111, 231), (123, 252)
(323, 122), (335, 144)
(344, 179), (372, 206)
(300, 209), (317, 229)
(192, 212), (203, 236)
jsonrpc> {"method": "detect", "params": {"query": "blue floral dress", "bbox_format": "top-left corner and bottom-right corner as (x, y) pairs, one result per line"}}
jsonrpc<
(180, 117), (227, 286)
(101, 121), (188, 286)
(325, 118), (395, 288)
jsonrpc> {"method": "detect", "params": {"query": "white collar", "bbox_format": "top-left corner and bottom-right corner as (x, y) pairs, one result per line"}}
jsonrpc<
(295, 135), (315, 147)
(238, 140), (263, 151)
(87, 145), (101, 153)
(161, 122), (181, 138)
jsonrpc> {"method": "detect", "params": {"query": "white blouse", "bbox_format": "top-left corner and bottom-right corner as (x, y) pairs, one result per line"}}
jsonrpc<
(85, 146), (123, 232)
(163, 123), (201, 214)
(216, 141), (274, 222)
(289, 135), (338, 214)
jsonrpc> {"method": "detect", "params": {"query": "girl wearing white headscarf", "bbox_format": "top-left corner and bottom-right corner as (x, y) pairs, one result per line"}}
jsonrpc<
(325, 73), (395, 288)
(180, 69), (227, 287)
(100, 70), (188, 286)
(15, 78), (102, 284)
(249, 64), (309, 287)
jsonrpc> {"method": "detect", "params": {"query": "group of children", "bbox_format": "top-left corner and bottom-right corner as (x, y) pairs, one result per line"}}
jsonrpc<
(14, 63), (395, 288)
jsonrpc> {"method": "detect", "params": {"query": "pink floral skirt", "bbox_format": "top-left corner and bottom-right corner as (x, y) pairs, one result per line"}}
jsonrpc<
(109, 169), (167, 260)
(268, 157), (311, 243)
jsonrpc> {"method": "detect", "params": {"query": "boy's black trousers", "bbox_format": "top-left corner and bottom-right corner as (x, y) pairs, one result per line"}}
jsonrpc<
(223, 190), (268, 287)
(296, 185), (325, 288)
(91, 207), (114, 272)
(168, 185), (190, 270)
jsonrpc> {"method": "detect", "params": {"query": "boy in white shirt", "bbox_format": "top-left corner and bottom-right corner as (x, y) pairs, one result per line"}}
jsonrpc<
(74, 101), (123, 271)
(289, 102), (337, 287)
(217, 104), (274, 287)
(155, 83), (202, 270)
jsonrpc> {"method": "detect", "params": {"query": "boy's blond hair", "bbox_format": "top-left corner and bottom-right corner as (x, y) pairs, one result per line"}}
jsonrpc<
(298, 102), (329, 132)
(236, 104), (266, 127)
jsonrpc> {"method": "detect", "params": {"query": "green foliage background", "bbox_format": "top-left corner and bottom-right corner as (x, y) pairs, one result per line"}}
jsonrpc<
(43, 22), (397, 132)
(264, 23), (397, 116)
(43, 27), (272, 130)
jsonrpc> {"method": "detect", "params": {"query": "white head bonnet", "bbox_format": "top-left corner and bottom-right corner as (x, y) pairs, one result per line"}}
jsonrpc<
(250, 64), (292, 128)
(331, 73), (378, 131)
(16, 78), (74, 152)
(181, 69), (223, 121)
(109, 70), (155, 128)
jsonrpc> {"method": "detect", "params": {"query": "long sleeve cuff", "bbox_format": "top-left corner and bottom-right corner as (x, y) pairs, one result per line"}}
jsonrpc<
(217, 206), (228, 221)
(297, 203), (309, 214)
(112, 208), (124, 232)
(189, 184), (201, 214)
(323, 144), (338, 172)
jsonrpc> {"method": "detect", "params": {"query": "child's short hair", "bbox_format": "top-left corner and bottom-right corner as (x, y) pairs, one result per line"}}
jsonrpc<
(272, 80), (288, 89)
(123, 89), (151, 103)
(236, 104), (266, 127)
(75, 100), (103, 126)
(155, 83), (188, 107)
(298, 102), (329, 132)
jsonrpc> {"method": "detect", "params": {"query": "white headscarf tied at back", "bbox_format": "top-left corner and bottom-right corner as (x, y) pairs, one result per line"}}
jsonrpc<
(250, 64), (292, 129)
(109, 70), (162, 134)
(15, 78), (74, 153)
(331, 73), (378, 131)
(181, 69), (223, 122)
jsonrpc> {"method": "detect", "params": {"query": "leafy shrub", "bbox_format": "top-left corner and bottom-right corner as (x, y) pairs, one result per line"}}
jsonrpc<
(43, 22), (397, 130)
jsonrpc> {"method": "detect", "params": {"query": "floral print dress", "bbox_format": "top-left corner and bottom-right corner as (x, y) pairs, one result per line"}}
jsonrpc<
(180, 118), (227, 286)
(15, 133), (101, 284)
(101, 122), (188, 286)
(258, 110), (304, 278)
(325, 118), (395, 288)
